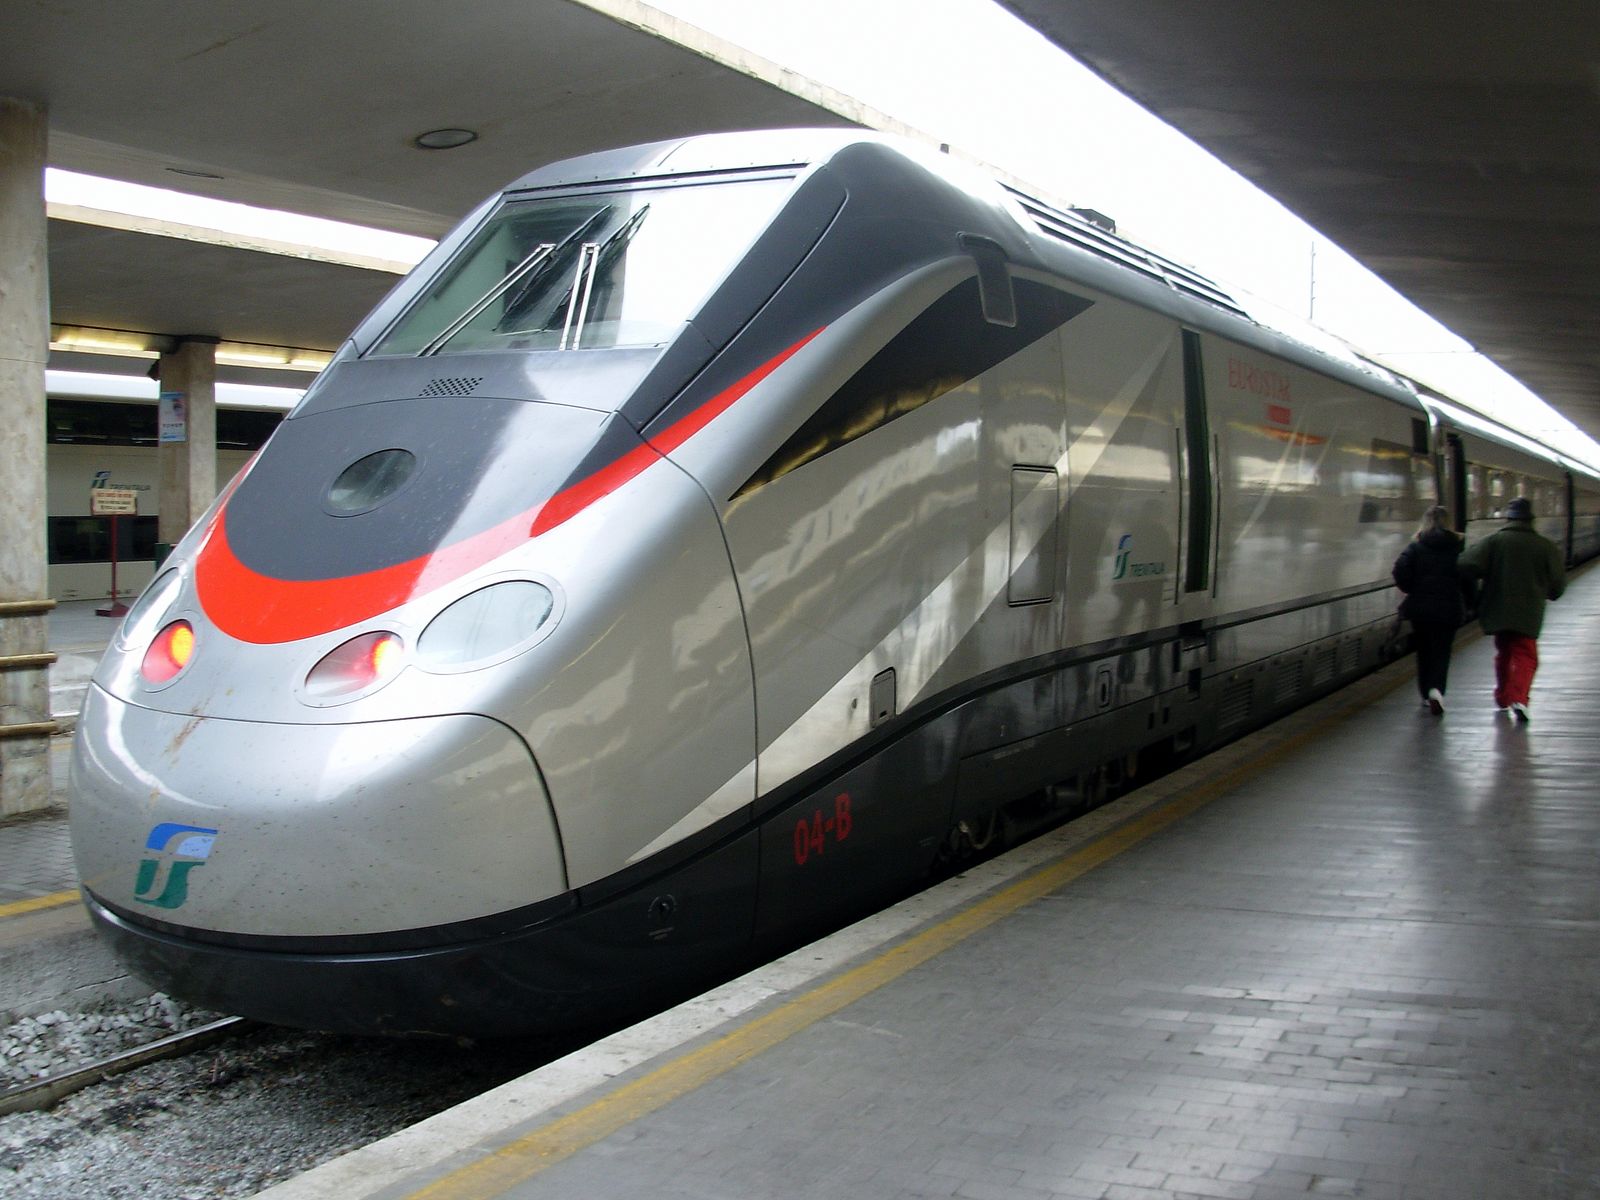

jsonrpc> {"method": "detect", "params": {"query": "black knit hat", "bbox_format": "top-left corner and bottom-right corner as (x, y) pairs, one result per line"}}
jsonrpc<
(1506, 497), (1533, 520)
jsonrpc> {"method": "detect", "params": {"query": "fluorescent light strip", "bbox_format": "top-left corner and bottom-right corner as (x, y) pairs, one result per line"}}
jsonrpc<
(45, 168), (436, 272)
(51, 326), (333, 373)
(46, 370), (304, 412)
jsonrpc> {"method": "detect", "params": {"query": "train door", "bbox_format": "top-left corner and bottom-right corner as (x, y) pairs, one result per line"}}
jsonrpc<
(1052, 298), (1184, 650)
(1445, 433), (1468, 533)
(1565, 471), (1577, 565)
(1176, 329), (1217, 619)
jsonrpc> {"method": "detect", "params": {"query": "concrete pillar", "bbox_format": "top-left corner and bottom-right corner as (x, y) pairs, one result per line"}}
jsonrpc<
(0, 96), (52, 817)
(157, 337), (219, 547)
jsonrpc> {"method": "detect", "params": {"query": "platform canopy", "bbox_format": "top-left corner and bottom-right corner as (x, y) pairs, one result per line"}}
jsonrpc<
(5, 1), (1597, 449)
(997, 0), (1600, 447)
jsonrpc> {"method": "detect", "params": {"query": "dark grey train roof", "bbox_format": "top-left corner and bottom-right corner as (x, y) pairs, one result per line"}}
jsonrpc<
(502, 129), (1417, 408)
(502, 129), (874, 193)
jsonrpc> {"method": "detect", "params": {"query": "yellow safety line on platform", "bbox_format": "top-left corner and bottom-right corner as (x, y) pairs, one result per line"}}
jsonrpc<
(408, 669), (1411, 1200)
(0, 889), (79, 920)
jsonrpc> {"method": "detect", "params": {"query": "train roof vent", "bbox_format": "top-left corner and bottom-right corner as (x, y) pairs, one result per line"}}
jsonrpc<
(419, 376), (484, 398)
(1003, 185), (1250, 320)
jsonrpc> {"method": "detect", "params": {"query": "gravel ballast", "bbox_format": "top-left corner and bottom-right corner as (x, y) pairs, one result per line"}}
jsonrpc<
(0, 995), (570, 1199)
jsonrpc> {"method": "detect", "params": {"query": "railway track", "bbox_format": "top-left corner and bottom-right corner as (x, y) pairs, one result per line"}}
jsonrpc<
(0, 1015), (251, 1117)
(0, 1005), (577, 1199)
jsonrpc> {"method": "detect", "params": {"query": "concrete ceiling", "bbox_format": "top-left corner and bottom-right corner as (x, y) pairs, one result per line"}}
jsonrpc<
(3, 0), (855, 381)
(47, 220), (399, 351)
(3, 0), (853, 237)
(996, 0), (1600, 447)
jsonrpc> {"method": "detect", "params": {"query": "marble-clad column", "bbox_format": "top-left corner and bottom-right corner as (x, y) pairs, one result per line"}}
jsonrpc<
(0, 96), (53, 816)
(157, 337), (220, 546)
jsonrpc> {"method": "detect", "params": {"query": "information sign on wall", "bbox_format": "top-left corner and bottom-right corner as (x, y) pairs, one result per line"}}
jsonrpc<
(159, 391), (188, 444)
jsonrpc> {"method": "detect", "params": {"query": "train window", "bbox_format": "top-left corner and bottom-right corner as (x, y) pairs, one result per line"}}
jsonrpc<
(734, 278), (1089, 496)
(1529, 478), (1562, 519)
(1356, 439), (1422, 523)
(1411, 418), (1429, 456)
(369, 178), (794, 358)
(1467, 464), (1487, 521)
(1487, 469), (1511, 516)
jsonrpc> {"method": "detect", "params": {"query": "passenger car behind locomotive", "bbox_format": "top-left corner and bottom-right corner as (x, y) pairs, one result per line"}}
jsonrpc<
(69, 130), (1599, 1036)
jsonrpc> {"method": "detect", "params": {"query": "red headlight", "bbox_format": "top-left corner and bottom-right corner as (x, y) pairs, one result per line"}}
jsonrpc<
(141, 621), (195, 684)
(304, 631), (405, 702)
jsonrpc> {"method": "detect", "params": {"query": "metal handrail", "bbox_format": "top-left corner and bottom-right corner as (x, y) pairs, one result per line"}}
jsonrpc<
(0, 599), (56, 618)
(0, 653), (56, 671)
(0, 600), (62, 739)
(0, 721), (59, 741)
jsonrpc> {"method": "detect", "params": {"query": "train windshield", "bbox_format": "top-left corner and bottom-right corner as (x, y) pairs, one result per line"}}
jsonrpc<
(369, 176), (793, 357)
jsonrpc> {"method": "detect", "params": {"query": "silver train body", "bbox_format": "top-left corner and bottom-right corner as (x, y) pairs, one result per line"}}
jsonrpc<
(69, 131), (1600, 1035)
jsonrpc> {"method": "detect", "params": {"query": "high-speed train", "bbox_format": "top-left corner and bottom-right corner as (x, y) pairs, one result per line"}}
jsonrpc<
(69, 130), (1600, 1036)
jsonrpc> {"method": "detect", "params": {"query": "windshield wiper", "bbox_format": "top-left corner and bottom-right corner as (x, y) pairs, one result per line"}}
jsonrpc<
(418, 242), (555, 357)
(591, 203), (650, 276)
(497, 206), (615, 330)
(560, 204), (652, 350)
(420, 205), (617, 356)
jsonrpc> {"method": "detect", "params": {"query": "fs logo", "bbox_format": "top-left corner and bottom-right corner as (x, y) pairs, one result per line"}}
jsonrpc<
(91, 470), (150, 492)
(1112, 533), (1134, 581)
(134, 823), (219, 909)
(1110, 533), (1167, 583)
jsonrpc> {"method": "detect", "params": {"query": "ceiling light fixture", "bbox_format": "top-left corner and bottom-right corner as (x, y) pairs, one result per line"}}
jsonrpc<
(50, 326), (164, 358)
(413, 128), (478, 151)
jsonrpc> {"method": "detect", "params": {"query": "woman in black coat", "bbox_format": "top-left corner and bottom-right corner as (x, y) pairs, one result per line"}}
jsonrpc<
(1392, 505), (1467, 714)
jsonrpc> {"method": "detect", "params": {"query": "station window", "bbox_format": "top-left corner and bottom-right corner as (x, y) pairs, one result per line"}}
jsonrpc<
(47, 399), (281, 449)
(48, 515), (159, 564)
(46, 399), (282, 566)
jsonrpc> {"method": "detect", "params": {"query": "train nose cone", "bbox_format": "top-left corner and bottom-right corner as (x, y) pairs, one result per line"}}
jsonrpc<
(68, 687), (566, 937)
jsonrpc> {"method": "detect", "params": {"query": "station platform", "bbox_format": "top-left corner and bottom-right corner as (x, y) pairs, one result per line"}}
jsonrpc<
(244, 561), (1599, 1200)
(5, 572), (1596, 1198)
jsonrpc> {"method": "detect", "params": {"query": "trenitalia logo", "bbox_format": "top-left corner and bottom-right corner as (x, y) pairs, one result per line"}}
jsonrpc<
(91, 470), (152, 492)
(1111, 533), (1167, 583)
(134, 823), (220, 909)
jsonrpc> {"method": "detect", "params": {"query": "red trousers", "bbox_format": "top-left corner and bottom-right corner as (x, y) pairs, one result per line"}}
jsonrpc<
(1492, 632), (1539, 708)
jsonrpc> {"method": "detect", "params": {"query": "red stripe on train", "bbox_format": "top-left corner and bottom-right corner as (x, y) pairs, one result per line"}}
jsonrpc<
(196, 331), (822, 644)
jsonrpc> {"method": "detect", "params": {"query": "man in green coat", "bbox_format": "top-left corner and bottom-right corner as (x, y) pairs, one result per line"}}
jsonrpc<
(1458, 497), (1566, 722)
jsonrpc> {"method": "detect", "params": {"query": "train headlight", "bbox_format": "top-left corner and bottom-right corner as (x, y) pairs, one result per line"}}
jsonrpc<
(417, 581), (555, 671)
(141, 621), (196, 684)
(118, 569), (184, 651)
(304, 631), (406, 702)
